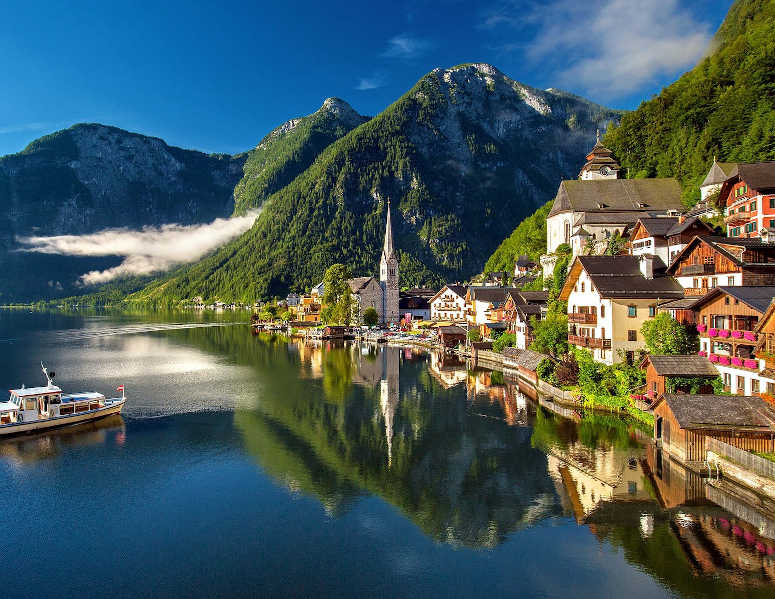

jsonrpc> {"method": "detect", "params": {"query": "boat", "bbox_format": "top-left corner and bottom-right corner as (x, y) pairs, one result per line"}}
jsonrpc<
(0, 363), (125, 436)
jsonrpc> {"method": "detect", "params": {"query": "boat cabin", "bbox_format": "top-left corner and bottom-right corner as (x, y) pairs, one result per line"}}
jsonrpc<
(1, 386), (105, 424)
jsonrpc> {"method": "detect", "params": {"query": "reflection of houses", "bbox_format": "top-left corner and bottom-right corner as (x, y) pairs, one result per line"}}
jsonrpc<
(428, 352), (467, 388)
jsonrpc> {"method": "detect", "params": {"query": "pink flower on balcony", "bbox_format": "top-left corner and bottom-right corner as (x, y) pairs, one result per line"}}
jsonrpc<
(744, 359), (758, 369)
(696, 324), (707, 333)
(731, 330), (743, 338)
(709, 328), (718, 337)
(719, 356), (731, 366)
(709, 354), (719, 362)
(719, 329), (730, 338)
(744, 331), (757, 341)
(697, 350), (707, 357)
(731, 357), (743, 367)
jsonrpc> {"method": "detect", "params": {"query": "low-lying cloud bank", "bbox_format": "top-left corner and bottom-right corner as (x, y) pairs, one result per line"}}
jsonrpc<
(17, 211), (259, 285)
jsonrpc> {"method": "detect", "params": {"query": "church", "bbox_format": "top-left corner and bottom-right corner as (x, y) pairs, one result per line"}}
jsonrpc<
(348, 202), (400, 325)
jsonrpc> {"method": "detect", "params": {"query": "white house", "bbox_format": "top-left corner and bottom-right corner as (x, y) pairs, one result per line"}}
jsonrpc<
(430, 285), (467, 322)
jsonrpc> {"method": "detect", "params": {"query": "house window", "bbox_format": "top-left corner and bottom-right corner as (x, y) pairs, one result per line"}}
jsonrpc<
(648, 305), (656, 317)
(601, 327), (605, 338)
(752, 379), (760, 393)
(581, 282), (585, 292)
(693, 278), (699, 288)
(751, 201), (757, 211)
(652, 381), (657, 394)
(725, 296), (730, 305)
(724, 373), (731, 387)
(628, 305), (637, 317)
(737, 376), (745, 393)
(770, 197), (775, 209)
(590, 283), (595, 292)
(626, 351), (635, 365)
(628, 330), (637, 341)
(600, 305), (605, 318)
(727, 276), (734, 285)
(770, 219), (775, 228)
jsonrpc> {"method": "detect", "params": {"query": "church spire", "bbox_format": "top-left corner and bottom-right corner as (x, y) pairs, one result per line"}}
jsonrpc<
(382, 200), (395, 259)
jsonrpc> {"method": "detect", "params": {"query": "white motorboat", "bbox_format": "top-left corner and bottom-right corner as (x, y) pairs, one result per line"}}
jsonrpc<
(0, 363), (125, 436)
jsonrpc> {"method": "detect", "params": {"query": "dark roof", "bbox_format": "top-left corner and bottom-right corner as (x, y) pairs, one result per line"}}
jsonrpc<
(574, 211), (653, 225)
(404, 287), (437, 298)
(665, 216), (713, 237)
(666, 236), (775, 274)
(516, 304), (543, 320)
(516, 291), (549, 303)
(348, 276), (376, 293)
(468, 286), (519, 303)
(657, 297), (703, 310)
(516, 255), (536, 267)
(701, 161), (736, 187)
(691, 286), (775, 314)
(471, 341), (493, 350)
(515, 349), (550, 371)
(645, 355), (718, 376)
(659, 394), (775, 430)
(484, 321), (508, 330)
(431, 284), (467, 303)
(437, 325), (466, 335)
(549, 178), (683, 218)
(575, 256), (684, 299)
(399, 295), (430, 309)
(633, 217), (679, 238)
(734, 161), (775, 191)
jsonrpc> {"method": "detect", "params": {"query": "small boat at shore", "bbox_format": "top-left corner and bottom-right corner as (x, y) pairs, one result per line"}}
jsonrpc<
(0, 363), (125, 436)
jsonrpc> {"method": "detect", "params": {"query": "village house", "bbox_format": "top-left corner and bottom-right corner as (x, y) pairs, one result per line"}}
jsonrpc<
(514, 255), (536, 277)
(700, 159), (737, 202)
(629, 216), (713, 265)
(399, 288), (434, 322)
(718, 161), (775, 239)
(652, 393), (775, 463)
(293, 294), (322, 322)
(285, 293), (301, 307)
(755, 299), (775, 403)
(666, 236), (775, 295)
(496, 290), (548, 349)
(560, 255), (684, 365)
(430, 285), (467, 322)
(465, 286), (518, 326)
(693, 286), (775, 396)
(640, 354), (719, 401)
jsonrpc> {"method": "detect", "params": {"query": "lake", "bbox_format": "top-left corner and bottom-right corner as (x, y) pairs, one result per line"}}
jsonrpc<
(1, 310), (774, 598)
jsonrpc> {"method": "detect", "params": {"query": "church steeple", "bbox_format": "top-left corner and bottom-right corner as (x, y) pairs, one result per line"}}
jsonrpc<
(379, 200), (399, 324)
(382, 200), (395, 261)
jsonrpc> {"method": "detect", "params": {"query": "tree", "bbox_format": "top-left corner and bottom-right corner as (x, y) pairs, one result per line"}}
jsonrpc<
(529, 312), (568, 358)
(467, 328), (481, 342)
(493, 332), (516, 353)
(363, 306), (379, 326)
(280, 310), (293, 322)
(322, 263), (354, 325)
(641, 313), (699, 355)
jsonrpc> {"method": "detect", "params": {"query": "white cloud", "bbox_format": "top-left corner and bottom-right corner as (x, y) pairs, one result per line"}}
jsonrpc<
(486, 0), (713, 98)
(356, 73), (386, 90)
(0, 122), (50, 135)
(17, 211), (259, 285)
(380, 34), (432, 59)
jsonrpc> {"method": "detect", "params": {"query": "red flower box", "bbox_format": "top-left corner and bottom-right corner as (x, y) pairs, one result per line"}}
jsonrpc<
(697, 350), (707, 357)
(744, 331), (757, 341)
(731, 330), (743, 338)
(719, 356), (731, 366)
(718, 329), (730, 338)
(696, 324), (707, 333)
(709, 354), (719, 362)
(731, 357), (743, 367)
(744, 359), (758, 369)
(709, 328), (718, 337)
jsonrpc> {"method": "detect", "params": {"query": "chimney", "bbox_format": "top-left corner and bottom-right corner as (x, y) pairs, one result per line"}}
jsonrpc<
(678, 214), (686, 224)
(639, 255), (655, 280)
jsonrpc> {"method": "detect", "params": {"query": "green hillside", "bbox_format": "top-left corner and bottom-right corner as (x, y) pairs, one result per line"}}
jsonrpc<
(132, 64), (618, 303)
(604, 0), (775, 204)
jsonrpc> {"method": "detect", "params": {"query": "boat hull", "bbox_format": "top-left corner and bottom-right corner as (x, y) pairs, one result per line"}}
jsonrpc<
(0, 399), (125, 437)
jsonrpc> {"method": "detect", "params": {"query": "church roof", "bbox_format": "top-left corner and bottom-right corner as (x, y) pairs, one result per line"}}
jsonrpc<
(381, 201), (396, 262)
(348, 276), (377, 293)
(548, 178), (683, 218)
(701, 160), (737, 187)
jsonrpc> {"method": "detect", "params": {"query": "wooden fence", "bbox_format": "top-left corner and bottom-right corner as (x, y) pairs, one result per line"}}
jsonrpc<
(707, 436), (775, 481)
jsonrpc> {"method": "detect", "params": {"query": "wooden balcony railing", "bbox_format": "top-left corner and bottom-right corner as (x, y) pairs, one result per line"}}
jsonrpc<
(681, 263), (715, 275)
(725, 211), (749, 225)
(568, 334), (611, 349)
(568, 312), (597, 324)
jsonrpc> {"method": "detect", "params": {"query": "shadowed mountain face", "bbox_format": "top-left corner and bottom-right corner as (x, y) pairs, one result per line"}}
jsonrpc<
(0, 123), (245, 302)
(134, 64), (620, 302)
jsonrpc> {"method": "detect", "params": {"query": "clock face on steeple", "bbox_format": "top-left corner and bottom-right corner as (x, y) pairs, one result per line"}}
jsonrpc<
(600, 166), (610, 176)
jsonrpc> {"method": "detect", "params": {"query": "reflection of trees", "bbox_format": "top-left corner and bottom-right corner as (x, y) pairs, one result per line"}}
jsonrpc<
(321, 347), (355, 403)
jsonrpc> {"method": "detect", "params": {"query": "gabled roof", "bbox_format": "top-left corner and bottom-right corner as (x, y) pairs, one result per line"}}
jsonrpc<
(468, 286), (519, 304)
(575, 211), (651, 226)
(666, 236), (775, 274)
(643, 355), (718, 377)
(657, 297), (704, 310)
(515, 255), (536, 267)
(655, 394), (775, 430)
(516, 291), (549, 303)
(348, 276), (377, 293)
(560, 255), (684, 301)
(690, 286), (775, 314)
(701, 160), (737, 187)
(755, 298), (775, 334)
(437, 325), (466, 335)
(733, 161), (775, 191)
(548, 178), (683, 218)
(665, 216), (713, 237)
(429, 284), (467, 304)
(631, 217), (679, 239)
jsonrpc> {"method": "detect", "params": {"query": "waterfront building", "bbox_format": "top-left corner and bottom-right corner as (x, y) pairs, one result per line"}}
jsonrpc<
(464, 286), (518, 326)
(666, 236), (775, 295)
(692, 286), (775, 396)
(652, 393), (775, 463)
(755, 299), (775, 403)
(499, 291), (548, 349)
(429, 285), (467, 322)
(399, 288), (434, 322)
(560, 255), (684, 365)
(718, 161), (775, 239)
(641, 354), (719, 401)
(293, 294), (322, 322)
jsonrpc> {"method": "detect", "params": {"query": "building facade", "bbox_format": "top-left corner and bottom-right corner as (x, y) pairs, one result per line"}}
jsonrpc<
(430, 285), (467, 322)
(719, 162), (775, 239)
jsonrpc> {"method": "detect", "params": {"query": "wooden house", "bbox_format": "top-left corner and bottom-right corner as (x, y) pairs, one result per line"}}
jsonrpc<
(718, 161), (775, 239)
(437, 325), (466, 349)
(666, 236), (775, 295)
(652, 393), (775, 463)
(755, 298), (775, 403)
(641, 354), (718, 401)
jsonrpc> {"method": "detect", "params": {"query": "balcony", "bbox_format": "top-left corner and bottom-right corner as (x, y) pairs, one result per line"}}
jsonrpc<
(681, 263), (714, 275)
(725, 211), (749, 225)
(568, 312), (597, 324)
(568, 334), (611, 349)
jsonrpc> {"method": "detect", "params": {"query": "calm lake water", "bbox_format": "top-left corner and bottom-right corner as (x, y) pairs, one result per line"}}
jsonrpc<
(2, 310), (775, 598)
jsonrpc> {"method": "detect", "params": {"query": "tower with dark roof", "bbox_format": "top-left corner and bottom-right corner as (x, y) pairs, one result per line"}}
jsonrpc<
(578, 130), (621, 180)
(379, 201), (400, 324)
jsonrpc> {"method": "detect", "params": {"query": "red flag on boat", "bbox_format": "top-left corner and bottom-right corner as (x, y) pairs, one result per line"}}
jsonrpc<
(117, 385), (125, 392)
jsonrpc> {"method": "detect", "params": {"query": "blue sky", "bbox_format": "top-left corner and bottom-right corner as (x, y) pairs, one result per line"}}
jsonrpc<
(0, 0), (732, 156)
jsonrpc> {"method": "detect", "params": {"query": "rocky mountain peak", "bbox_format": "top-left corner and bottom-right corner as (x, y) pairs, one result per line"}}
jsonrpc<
(319, 97), (366, 127)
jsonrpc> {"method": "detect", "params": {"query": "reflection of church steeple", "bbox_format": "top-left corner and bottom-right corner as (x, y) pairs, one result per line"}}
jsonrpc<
(380, 347), (400, 467)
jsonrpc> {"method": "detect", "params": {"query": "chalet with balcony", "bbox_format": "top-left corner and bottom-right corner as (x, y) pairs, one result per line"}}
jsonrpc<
(629, 217), (678, 265)
(559, 255), (684, 365)
(755, 299), (775, 403)
(465, 286), (518, 326)
(719, 161), (775, 239)
(665, 216), (714, 263)
(693, 286), (775, 396)
(429, 285), (467, 323)
(666, 236), (775, 295)
(498, 290), (548, 349)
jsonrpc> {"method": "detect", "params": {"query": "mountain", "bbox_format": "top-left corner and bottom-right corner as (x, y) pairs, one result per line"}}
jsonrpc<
(0, 123), (245, 302)
(134, 63), (620, 303)
(604, 0), (775, 204)
(232, 98), (369, 215)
